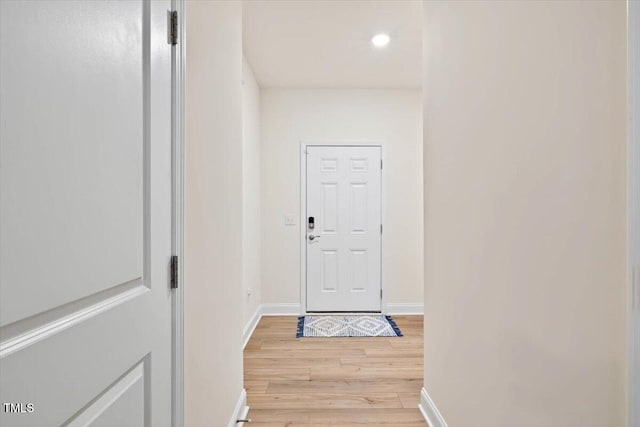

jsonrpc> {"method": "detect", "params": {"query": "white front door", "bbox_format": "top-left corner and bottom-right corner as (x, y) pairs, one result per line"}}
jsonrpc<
(0, 1), (173, 426)
(305, 146), (382, 312)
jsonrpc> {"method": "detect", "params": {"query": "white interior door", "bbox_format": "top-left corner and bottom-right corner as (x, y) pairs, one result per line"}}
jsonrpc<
(306, 146), (382, 312)
(0, 1), (173, 426)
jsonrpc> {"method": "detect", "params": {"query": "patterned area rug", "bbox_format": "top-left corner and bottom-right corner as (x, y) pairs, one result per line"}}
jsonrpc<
(296, 315), (403, 338)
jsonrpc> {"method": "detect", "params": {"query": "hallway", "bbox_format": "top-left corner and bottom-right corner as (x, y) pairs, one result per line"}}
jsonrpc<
(244, 315), (425, 426)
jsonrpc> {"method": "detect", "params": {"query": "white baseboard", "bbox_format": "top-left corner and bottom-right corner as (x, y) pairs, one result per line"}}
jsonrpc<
(227, 388), (249, 427)
(419, 387), (447, 427)
(243, 306), (262, 349)
(386, 303), (424, 315)
(261, 303), (301, 316)
(258, 302), (422, 316)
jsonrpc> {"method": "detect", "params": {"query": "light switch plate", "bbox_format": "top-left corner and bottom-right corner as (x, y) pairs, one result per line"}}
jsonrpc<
(284, 214), (296, 226)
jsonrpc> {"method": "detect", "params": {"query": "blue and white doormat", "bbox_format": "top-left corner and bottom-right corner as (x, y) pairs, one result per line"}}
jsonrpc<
(296, 315), (403, 338)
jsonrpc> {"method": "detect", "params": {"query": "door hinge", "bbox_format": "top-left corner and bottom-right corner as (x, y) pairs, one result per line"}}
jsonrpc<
(167, 10), (178, 46)
(380, 224), (383, 234)
(170, 255), (179, 289)
(380, 159), (383, 169)
(380, 289), (383, 299)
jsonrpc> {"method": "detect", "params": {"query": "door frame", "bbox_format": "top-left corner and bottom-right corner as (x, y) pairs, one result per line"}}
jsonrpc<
(628, 2), (640, 426)
(299, 140), (385, 314)
(171, 1), (186, 426)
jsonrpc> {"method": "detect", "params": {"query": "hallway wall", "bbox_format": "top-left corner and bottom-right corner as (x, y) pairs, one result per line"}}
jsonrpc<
(421, 1), (627, 426)
(260, 89), (424, 309)
(242, 57), (262, 326)
(185, 1), (244, 426)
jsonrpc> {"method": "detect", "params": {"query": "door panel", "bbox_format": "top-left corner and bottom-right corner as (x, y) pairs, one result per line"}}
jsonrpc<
(0, 1), (173, 426)
(350, 249), (368, 292)
(321, 250), (338, 292)
(321, 183), (338, 233)
(350, 183), (368, 233)
(306, 146), (381, 312)
(0, 0), (144, 328)
(66, 360), (146, 427)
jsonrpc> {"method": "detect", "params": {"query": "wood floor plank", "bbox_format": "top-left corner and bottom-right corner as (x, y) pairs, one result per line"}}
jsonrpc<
(397, 392), (421, 409)
(259, 340), (393, 351)
(363, 348), (423, 358)
(248, 392), (403, 409)
(245, 380), (269, 394)
(244, 315), (426, 425)
(266, 379), (422, 394)
(245, 348), (368, 358)
(339, 356), (423, 369)
(244, 368), (311, 381)
(244, 357), (341, 369)
(310, 366), (423, 381)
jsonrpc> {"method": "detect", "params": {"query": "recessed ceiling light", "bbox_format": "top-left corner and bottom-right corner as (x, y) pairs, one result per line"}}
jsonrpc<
(371, 33), (390, 48)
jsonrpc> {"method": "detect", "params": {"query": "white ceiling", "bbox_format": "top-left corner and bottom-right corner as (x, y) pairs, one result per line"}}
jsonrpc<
(242, 0), (422, 89)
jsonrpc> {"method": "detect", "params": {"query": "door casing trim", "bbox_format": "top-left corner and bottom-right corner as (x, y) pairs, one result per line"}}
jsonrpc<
(171, 0), (185, 426)
(299, 140), (385, 314)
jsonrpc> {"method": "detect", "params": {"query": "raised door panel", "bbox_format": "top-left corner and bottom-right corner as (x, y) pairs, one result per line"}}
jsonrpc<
(350, 183), (368, 234)
(66, 360), (146, 427)
(349, 249), (368, 293)
(321, 250), (339, 292)
(321, 183), (338, 234)
(0, 0), (144, 327)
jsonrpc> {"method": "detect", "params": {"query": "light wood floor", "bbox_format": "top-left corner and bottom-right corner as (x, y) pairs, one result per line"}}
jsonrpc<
(243, 315), (426, 427)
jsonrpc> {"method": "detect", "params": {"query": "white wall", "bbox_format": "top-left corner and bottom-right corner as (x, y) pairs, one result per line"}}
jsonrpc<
(185, 2), (244, 426)
(242, 57), (262, 326)
(422, 1), (627, 426)
(260, 89), (423, 308)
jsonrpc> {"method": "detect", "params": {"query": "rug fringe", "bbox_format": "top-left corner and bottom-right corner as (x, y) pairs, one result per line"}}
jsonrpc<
(385, 315), (404, 337)
(296, 316), (305, 338)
